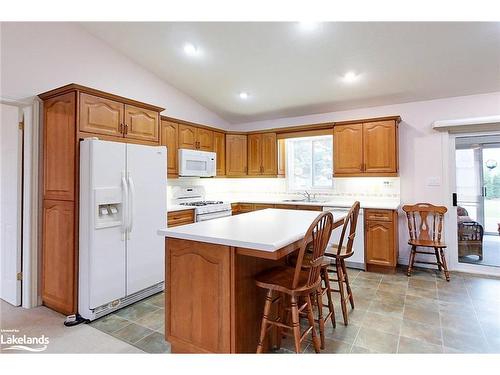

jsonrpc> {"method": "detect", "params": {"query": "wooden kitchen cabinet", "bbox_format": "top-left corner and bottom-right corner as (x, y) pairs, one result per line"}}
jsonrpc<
(363, 120), (397, 173)
(247, 132), (277, 176)
(213, 131), (226, 176)
(42, 200), (75, 315)
(334, 119), (399, 177)
(334, 124), (364, 174)
(277, 139), (286, 177)
(364, 209), (398, 273)
(43, 92), (76, 201)
(124, 104), (159, 142)
(178, 124), (214, 151)
(226, 134), (248, 176)
(167, 209), (195, 227)
(160, 120), (179, 177)
(39, 83), (165, 315)
(79, 93), (124, 137)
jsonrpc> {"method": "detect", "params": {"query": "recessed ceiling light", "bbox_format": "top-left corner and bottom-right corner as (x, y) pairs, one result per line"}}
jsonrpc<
(183, 43), (199, 57)
(298, 22), (319, 31)
(239, 92), (249, 100)
(342, 71), (360, 83)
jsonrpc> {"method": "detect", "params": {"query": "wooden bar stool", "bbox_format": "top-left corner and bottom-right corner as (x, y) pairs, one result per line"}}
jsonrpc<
(402, 203), (450, 281)
(255, 212), (334, 354)
(324, 201), (360, 326)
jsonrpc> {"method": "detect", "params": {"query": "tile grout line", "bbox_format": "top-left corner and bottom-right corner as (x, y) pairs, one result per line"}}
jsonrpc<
(464, 278), (490, 352)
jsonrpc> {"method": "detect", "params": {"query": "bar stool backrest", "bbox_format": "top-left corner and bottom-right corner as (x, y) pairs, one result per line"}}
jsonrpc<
(334, 201), (361, 256)
(292, 211), (334, 290)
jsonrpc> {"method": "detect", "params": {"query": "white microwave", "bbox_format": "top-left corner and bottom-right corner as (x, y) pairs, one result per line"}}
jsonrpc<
(178, 149), (216, 177)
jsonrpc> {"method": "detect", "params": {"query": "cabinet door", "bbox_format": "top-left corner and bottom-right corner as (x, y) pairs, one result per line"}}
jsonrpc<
(43, 92), (76, 201)
(213, 132), (226, 176)
(247, 134), (262, 175)
(365, 220), (395, 267)
(197, 128), (214, 152)
(261, 133), (277, 175)
(160, 120), (178, 176)
(277, 139), (286, 177)
(42, 200), (75, 315)
(226, 135), (248, 176)
(79, 93), (124, 137)
(124, 105), (159, 142)
(333, 124), (363, 175)
(178, 124), (197, 149)
(363, 120), (397, 173)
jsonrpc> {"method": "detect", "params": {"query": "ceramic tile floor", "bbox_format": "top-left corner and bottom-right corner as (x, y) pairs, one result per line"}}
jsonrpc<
(88, 266), (500, 354)
(89, 292), (170, 353)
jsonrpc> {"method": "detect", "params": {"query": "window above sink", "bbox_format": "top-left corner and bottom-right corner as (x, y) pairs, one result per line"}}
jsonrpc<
(286, 135), (333, 191)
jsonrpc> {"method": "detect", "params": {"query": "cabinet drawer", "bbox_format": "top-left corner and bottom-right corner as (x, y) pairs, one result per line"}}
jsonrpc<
(168, 210), (195, 227)
(275, 204), (296, 209)
(238, 203), (254, 212)
(364, 209), (393, 222)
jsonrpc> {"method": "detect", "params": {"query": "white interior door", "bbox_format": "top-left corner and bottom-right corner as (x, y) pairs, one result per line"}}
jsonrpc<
(0, 103), (22, 306)
(126, 144), (166, 295)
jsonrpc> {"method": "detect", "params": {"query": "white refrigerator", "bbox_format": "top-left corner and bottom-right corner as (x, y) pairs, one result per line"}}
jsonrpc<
(79, 139), (166, 321)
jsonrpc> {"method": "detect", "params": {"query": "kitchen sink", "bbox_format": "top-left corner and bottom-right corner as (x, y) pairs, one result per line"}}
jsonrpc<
(282, 199), (325, 203)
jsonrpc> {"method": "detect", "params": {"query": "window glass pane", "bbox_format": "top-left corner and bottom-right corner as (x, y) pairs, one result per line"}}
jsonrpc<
(286, 135), (332, 190)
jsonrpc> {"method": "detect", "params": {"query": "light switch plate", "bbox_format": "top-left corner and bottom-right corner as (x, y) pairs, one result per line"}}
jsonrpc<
(426, 177), (441, 186)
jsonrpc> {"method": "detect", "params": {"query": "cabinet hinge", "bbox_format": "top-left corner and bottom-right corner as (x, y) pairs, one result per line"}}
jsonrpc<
(18, 122), (24, 131)
(16, 272), (23, 281)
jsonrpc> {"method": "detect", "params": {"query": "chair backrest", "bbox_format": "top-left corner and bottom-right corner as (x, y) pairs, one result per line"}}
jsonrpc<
(292, 211), (334, 290)
(333, 201), (361, 256)
(402, 203), (447, 243)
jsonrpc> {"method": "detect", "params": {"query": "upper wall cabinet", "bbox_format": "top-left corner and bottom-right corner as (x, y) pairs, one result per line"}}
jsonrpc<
(160, 120), (179, 177)
(213, 132), (226, 176)
(79, 93), (123, 137)
(124, 105), (159, 142)
(226, 134), (248, 176)
(247, 133), (277, 176)
(334, 119), (399, 177)
(178, 124), (214, 151)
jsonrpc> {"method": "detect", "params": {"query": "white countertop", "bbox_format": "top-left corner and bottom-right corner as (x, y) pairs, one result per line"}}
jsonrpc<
(167, 204), (195, 213)
(158, 208), (326, 252)
(225, 198), (400, 210)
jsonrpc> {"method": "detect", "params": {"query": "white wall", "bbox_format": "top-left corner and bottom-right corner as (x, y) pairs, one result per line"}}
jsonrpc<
(0, 22), (230, 129)
(234, 92), (500, 264)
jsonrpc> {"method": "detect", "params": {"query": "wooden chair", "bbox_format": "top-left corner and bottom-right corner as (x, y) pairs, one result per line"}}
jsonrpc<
(402, 203), (450, 281)
(255, 211), (334, 354)
(324, 201), (361, 326)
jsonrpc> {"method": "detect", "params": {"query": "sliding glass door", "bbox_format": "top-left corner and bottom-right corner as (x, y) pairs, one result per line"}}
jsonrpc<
(455, 136), (500, 268)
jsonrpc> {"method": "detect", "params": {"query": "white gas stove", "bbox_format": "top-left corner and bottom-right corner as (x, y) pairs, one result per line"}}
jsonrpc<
(171, 186), (232, 222)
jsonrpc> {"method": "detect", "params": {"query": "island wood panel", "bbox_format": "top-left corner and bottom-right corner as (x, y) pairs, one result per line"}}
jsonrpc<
(160, 120), (179, 176)
(166, 239), (231, 353)
(42, 200), (75, 315)
(225, 134), (247, 176)
(79, 93), (124, 138)
(124, 104), (159, 142)
(213, 131), (226, 175)
(231, 252), (282, 353)
(333, 123), (364, 175)
(363, 120), (397, 173)
(43, 92), (76, 201)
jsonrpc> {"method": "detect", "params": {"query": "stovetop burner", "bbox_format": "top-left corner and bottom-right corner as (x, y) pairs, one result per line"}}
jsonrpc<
(180, 201), (224, 207)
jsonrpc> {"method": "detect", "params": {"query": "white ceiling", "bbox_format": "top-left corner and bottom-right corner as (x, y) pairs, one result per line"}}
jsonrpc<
(81, 22), (500, 124)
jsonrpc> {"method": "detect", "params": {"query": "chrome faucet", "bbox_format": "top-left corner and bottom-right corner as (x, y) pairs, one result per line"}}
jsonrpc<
(301, 191), (316, 202)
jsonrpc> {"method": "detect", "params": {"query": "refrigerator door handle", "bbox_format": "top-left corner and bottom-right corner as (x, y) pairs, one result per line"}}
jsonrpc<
(127, 172), (135, 238)
(121, 172), (129, 241)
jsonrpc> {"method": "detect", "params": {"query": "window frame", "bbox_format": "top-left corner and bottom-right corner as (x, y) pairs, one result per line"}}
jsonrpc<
(285, 134), (334, 192)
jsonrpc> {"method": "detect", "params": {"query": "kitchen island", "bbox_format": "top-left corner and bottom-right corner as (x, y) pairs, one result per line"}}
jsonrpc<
(158, 208), (344, 353)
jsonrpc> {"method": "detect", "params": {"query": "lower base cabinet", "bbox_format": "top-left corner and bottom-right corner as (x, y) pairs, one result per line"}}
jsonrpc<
(364, 209), (399, 273)
(167, 209), (195, 227)
(42, 200), (75, 315)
